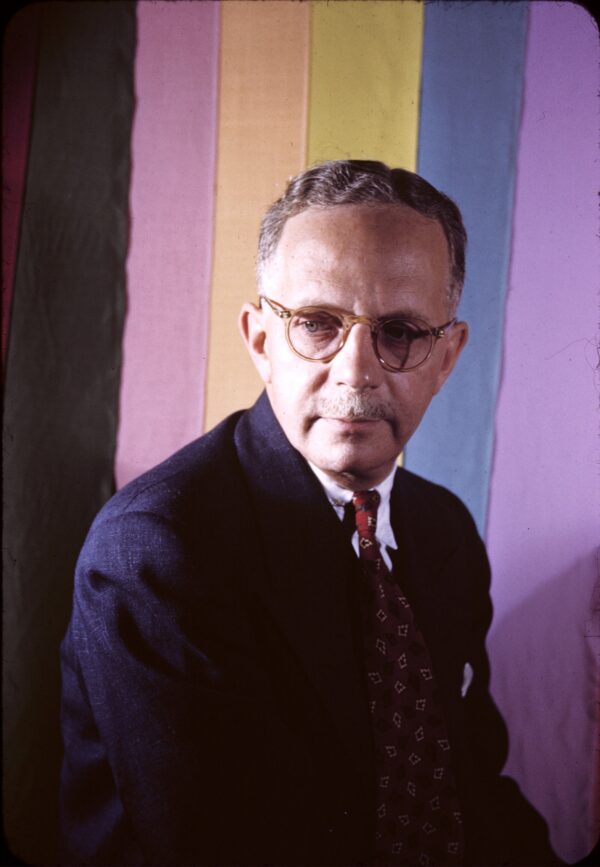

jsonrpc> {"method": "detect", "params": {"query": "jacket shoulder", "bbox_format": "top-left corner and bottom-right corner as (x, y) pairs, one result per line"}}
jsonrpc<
(71, 409), (253, 611)
(93, 410), (246, 528)
(396, 466), (479, 536)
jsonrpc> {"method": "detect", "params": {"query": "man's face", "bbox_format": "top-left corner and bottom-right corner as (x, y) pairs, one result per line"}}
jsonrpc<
(241, 204), (467, 489)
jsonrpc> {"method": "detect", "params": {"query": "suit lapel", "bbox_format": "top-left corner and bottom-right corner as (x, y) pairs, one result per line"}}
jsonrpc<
(390, 468), (452, 596)
(390, 468), (468, 687)
(234, 393), (374, 789)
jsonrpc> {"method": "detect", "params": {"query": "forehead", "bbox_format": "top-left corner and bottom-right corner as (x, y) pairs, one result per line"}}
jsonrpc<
(264, 204), (450, 305)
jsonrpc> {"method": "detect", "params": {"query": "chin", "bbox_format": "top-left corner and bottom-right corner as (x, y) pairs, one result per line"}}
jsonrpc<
(322, 428), (398, 464)
(312, 445), (397, 487)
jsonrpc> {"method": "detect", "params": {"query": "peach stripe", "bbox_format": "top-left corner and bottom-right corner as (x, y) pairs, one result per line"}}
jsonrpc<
(203, 0), (310, 432)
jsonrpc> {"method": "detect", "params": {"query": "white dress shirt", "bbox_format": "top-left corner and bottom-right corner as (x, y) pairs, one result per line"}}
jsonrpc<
(308, 462), (398, 570)
(308, 462), (475, 698)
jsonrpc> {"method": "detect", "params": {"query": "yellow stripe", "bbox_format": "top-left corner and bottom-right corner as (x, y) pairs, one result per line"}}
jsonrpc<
(308, 0), (423, 170)
(204, 1), (310, 431)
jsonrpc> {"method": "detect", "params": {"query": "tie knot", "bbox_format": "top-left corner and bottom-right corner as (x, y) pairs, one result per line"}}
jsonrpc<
(352, 489), (381, 515)
(352, 490), (383, 565)
(352, 491), (381, 539)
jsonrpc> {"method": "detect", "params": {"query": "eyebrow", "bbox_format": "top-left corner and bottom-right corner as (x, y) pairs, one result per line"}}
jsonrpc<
(293, 298), (428, 322)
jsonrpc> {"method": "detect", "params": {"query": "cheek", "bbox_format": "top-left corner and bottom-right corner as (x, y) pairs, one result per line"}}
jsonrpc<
(390, 374), (438, 428)
(270, 346), (326, 394)
(268, 358), (325, 424)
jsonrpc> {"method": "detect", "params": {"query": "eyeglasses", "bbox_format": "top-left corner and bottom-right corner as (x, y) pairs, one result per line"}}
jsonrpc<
(260, 296), (456, 372)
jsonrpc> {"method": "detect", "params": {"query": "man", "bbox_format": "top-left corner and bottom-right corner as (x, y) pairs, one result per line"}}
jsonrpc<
(60, 161), (555, 865)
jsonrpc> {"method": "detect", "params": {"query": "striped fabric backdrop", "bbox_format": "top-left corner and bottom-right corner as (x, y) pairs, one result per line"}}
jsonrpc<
(3, 2), (597, 863)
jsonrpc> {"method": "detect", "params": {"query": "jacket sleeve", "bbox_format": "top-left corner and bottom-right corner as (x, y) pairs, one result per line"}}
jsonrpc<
(60, 509), (327, 865)
(447, 509), (562, 867)
(395, 472), (560, 867)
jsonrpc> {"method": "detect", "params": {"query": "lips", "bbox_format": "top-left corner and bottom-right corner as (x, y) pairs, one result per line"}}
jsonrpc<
(329, 416), (380, 423)
(322, 416), (383, 429)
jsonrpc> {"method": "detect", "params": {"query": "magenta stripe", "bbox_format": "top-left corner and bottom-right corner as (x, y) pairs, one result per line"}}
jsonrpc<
(486, 5), (599, 861)
(2, 5), (40, 370)
(116, 1), (219, 487)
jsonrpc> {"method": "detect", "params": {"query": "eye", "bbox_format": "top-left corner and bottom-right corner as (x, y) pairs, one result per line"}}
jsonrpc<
(293, 311), (340, 335)
(303, 319), (323, 334)
(382, 320), (423, 342)
(289, 309), (343, 358)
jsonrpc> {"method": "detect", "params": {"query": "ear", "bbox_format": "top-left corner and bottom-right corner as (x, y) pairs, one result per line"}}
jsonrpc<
(432, 320), (468, 395)
(239, 301), (272, 384)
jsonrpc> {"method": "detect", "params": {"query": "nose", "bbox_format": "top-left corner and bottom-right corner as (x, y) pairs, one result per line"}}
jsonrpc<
(330, 322), (384, 388)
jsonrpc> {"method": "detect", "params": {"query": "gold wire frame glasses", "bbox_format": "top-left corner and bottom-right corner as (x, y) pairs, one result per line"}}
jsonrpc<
(260, 296), (455, 372)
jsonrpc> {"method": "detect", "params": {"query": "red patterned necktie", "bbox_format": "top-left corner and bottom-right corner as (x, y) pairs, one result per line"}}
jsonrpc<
(352, 490), (464, 866)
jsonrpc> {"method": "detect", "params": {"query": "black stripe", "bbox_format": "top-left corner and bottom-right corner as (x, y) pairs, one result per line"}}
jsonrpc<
(3, 3), (136, 861)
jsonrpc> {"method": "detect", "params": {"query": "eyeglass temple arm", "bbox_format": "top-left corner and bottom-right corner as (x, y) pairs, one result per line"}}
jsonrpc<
(259, 296), (291, 319)
(432, 318), (457, 338)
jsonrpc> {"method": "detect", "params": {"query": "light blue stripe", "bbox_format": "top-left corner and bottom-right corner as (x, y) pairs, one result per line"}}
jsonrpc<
(406, 0), (529, 536)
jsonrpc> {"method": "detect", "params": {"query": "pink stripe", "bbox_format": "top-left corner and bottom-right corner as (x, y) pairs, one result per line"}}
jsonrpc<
(2, 5), (40, 371)
(116, 1), (219, 487)
(486, 5), (598, 861)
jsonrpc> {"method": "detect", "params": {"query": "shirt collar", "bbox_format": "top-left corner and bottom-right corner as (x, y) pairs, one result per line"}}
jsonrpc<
(308, 461), (398, 552)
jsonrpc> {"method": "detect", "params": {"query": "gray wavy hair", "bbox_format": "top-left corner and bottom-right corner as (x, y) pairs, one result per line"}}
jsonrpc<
(257, 160), (467, 313)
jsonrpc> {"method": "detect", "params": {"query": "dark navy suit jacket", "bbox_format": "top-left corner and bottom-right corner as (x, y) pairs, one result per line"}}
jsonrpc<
(60, 392), (554, 865)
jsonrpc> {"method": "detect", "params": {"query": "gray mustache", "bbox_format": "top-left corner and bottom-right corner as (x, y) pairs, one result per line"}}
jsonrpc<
(317, 394), (392, 421)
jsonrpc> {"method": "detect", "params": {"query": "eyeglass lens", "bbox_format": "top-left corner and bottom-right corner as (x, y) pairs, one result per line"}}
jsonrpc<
(288, 309), (433, 370)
